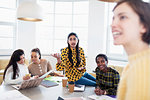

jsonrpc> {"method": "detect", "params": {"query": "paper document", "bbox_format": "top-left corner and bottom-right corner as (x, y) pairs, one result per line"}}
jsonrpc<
(74, 85), (85, 92)
(39, 70), (54, 78)
(88, 95), (116, 100)
(0, 90), (31, 100)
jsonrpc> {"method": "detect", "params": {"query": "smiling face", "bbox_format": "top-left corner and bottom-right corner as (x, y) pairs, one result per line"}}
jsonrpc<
(68, 35), (78, 49)
(111, 2), (146, 46)
(96, 57), (108, 72)
(31, 52), (40, 64)
(17, 54), (25, 64)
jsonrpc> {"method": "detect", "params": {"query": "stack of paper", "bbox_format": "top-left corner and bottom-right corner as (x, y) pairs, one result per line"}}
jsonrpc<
(0, 90), (31, 100)
(88, 95), (116, 100)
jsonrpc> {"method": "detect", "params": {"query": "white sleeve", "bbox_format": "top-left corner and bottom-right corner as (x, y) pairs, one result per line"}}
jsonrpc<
(4, 66), (23, 85)
(24, 65), (29, 74)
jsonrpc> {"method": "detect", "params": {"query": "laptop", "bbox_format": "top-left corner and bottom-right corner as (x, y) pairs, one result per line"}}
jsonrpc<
(11, 78), (43, 90)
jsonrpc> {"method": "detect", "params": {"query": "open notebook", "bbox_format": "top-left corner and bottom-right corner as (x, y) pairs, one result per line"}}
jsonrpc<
(11, 78), (43, 90)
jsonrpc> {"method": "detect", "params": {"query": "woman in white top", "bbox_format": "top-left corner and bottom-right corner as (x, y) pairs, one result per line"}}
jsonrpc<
(3, 49), (30, 85)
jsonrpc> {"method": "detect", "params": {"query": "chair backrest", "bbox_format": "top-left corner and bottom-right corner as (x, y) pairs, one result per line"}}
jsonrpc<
(0, 59), (29, 70)
(0, 59), (9, 70)
(108, 65), (124, 77)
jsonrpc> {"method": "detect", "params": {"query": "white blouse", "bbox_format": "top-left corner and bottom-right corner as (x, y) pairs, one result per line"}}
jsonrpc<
(3, 63), (29, 85)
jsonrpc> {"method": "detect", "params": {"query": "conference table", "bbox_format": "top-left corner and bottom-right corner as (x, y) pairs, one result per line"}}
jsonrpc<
(0, 82), (96, 100)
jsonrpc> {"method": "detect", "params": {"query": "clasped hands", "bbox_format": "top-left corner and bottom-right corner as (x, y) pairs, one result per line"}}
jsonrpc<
(94, 87), (106, 95)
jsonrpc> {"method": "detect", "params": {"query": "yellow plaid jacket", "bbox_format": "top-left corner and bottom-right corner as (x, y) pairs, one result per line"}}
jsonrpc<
(56, 47), (86, 82)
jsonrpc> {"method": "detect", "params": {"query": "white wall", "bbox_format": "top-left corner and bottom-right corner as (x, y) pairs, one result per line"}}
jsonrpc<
(87, 0), (106, 72)
(16, 21), (36, 59)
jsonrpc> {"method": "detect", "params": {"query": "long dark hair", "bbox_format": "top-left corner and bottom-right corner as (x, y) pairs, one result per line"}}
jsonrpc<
(113, 0), (150, 44)
(67, 32), (80, 67)
(3, 49), (25, 80)
(31, 48), (41, 59)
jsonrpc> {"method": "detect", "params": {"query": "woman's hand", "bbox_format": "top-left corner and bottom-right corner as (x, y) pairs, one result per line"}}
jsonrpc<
(51, 53), (61, 59)
(58, 74), (64, 77)
(33, 75), (39, 79)
(23, 74), (31, 80)
(77, 67), (84, 71)
(51, 53), (61, 64)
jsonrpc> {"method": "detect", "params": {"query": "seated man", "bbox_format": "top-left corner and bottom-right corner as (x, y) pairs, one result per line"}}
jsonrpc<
(94, 54), (120, 96)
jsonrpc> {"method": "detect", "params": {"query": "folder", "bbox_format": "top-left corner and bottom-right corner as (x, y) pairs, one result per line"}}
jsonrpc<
(40, 80), (58, 88)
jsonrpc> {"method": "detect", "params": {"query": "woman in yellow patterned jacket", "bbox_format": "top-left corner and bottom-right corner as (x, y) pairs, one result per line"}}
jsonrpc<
(55, 32), (96, 86)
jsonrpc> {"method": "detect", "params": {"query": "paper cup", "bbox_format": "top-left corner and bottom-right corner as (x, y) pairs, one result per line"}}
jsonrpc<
(62, 79), (68, 87)
(68, 84), (75, 92)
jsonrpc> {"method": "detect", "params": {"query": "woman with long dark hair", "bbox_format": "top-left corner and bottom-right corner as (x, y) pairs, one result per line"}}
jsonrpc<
(3, 49), (30, 85)
(55, 32), (96, 86)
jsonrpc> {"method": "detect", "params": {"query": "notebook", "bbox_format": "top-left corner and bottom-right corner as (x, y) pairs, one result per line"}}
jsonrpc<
(40, 80), (59, 88)
(74, 85), (85, 92)
(11, 78), (43, 90)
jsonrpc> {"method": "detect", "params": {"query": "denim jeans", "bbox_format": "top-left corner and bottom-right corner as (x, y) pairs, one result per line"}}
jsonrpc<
(74, 72), (96, 86)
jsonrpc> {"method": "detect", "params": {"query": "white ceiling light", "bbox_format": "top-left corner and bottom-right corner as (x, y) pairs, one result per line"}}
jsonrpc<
(17, 0), (43, 22)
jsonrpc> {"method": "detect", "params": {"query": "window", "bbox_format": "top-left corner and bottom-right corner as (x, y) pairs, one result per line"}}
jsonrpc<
(36, 0), (89, 55)
(106, 0), (150, 61)
(143, 0), (149, 2)
(105, 3), (127, 61)
(0, 0), (16, 55)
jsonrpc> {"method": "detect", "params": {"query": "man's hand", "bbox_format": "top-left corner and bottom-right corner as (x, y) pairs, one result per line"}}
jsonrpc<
(94, 87), (105, 95)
